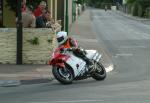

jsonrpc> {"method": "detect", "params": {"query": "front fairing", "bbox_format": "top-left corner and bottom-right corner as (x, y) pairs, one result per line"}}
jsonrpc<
(49, 46), (70, 67)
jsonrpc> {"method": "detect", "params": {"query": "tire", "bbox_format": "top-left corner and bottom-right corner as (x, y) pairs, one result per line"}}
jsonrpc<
(52, 66), (74, 84)
(91, 62), (106, 81)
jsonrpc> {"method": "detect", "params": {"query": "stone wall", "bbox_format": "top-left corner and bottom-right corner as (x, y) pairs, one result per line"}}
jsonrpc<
(0, 28), (57, 64)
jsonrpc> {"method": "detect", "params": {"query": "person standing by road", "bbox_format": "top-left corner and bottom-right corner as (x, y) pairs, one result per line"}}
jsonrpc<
(34, 0), (47, 17)
(105, 5), (107, 11)
(22, 5), (36, 28)
(36, 10), (52, 28)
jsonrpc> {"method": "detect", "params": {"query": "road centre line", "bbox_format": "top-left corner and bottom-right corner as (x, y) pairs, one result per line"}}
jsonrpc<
(119, 46), (146, 49)
(116, 53), (133, 56)
(31, 99), (104, 103)
(113, 53), (133, 58)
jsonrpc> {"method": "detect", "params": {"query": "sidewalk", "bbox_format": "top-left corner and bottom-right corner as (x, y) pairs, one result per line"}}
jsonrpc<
(0, 65), (53, 86)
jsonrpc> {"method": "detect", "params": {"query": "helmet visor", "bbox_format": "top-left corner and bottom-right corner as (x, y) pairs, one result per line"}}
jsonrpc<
(57, 36), (64, 43)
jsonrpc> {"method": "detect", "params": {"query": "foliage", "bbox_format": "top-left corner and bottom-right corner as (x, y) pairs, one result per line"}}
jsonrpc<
(131, 1), (142, 17)
(27, 37), (39, 45)
(127, 0), (150, 17)
(76, 0), (85, 5)
(127, 0), (150, 8)
(86, 0), (113, 8)
(47, 36), (52, 43)
(5, 0), (17, 12)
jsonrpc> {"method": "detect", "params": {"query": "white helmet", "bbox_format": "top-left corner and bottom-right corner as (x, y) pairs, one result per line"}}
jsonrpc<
(56, 31), (68, 45)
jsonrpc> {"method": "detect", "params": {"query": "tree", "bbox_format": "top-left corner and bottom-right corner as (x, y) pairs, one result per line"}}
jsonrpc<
(86, 0), (113, 8)
(127, 0), (150, 17)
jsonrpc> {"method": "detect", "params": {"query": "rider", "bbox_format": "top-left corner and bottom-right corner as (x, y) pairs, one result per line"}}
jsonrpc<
(56, 31), (93, 68)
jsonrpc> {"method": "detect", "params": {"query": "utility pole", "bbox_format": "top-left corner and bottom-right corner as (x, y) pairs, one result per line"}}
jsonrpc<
(16, 0), (23, 64)
(65, 0), (69, 34)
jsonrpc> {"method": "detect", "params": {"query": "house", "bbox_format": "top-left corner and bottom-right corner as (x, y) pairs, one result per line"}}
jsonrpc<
(0, 0), (77, 31)
(57, 0), (77, 31)
(0, 0), (58, 27)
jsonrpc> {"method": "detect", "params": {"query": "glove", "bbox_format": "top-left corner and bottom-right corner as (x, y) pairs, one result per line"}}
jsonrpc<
(60, 48), (69, 53)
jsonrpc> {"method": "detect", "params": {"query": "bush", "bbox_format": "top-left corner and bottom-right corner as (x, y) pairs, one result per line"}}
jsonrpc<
(137, 3), (143, 17)
(127, 3), (132, 14)
(131, 1), (143, 17)
(145, 7), (150, 18)
(101, 3), (112, 9)
(127, 0), (150, 17)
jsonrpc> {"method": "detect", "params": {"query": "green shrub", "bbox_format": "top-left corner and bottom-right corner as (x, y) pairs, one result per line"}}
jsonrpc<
(137, 3), (143, 17)
(101, 3), (112, 9)
(127, 3), (132, 14)
(131, 1), (143, 17)
(145, 7), (150, 18)
(27, 37), (39, 45)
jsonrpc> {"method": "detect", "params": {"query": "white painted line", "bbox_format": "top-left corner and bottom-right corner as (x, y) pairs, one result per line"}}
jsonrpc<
(116, 53), (133, 56)
(105, 64), (114, 73)
(54, 100), (104, 103)
(119, 46), (146, 49)
(31, 100), (104, 103)
(113, 53), (133, 58)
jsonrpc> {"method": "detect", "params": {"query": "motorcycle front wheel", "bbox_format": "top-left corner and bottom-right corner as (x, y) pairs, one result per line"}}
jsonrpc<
(91, 62), (106, 81)
(52, 66), (73, 84)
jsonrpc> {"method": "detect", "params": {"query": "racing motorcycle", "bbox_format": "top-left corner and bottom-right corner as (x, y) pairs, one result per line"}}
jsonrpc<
(49, 46), (106, 84)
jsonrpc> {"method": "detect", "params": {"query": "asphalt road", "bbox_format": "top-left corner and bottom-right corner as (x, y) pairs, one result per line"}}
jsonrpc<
(0, 9), (150, 103)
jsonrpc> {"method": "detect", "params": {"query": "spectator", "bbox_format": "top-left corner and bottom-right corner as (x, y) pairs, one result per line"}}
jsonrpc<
(22, 0), (27, 12)
(22, 5), (36, 28)
(36, 10), (53, 28)
(34, 1), (47, 17)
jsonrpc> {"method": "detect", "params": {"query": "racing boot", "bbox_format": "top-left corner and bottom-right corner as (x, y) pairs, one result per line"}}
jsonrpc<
(85, 59), (94, 70)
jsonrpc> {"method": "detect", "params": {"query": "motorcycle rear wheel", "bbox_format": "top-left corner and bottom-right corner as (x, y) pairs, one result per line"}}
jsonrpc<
(52, 66), (73, 84)
(91, 62), (106, 81)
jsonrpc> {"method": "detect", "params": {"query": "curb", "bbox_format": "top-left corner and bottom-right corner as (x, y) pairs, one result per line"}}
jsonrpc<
(0, 80), (21, 87)
(0, 78), (54, 87)
(114, 10), (150, 22)
(0, 65), (113, 87)
(20, 78), (54, 85)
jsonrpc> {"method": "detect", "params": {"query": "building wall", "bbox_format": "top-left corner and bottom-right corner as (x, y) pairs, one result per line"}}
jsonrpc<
(2, 0), (57, 27)
(47, 0), (53, 16)
(0, 28), (57, 64)
(3, 0), (16, 27)
(57, 0), (65, 30)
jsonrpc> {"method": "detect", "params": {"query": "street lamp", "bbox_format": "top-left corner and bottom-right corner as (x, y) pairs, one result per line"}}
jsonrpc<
(16, 0), (23, 64)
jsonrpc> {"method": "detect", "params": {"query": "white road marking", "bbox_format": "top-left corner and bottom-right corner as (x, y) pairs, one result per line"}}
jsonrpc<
(105, 64), (114, 73)
(113, 53), (133, 58)
(116, 53), (133, 57)
(31, 100), (104, 103)
(135, 32), (150, 40)
(54, 100), (104, 103)
(119, 45), (146, 49)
